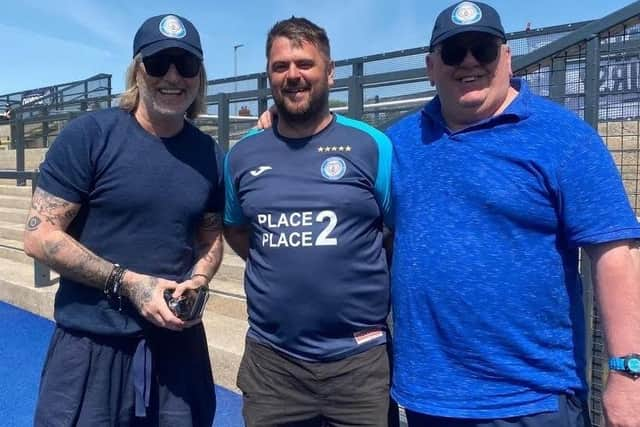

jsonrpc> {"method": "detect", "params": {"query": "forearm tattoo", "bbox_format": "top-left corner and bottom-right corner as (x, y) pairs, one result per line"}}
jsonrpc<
(195, 212), (224, 274)
(27, 188), (80, 231)
(122, 275), (158, 310)
(41, 235), (113, 290)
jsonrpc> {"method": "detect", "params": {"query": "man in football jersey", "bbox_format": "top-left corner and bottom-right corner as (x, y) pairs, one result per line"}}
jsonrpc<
(224, 16), (395, 427)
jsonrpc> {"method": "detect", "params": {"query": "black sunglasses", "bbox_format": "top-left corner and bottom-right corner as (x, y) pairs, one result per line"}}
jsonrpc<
(436, 35), (502, 66)
(142, 53), (201, 78)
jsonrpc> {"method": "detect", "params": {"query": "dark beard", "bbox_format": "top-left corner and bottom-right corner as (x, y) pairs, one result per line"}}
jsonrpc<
(272, 88), (330, 126)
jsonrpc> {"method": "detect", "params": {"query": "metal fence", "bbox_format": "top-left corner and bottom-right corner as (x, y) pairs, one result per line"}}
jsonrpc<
(1, 3), (640, 425)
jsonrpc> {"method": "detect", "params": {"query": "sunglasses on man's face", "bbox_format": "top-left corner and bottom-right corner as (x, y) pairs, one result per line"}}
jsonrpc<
(436, 35), (503, 67)
(142, 53), (201, 78)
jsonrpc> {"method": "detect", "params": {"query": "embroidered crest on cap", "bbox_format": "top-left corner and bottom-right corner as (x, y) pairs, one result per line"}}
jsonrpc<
(451, 2), (482, 25)
(159, 15), (186, 39)
(321, 157), (346, 181)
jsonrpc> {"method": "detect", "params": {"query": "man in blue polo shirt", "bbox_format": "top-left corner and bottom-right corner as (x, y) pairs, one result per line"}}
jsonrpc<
(225, 17), (394, 427)
(386, 2), (640, 426)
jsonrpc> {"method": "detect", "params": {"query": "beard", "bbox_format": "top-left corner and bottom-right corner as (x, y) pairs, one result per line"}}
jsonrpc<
(272, 80), (330, 126)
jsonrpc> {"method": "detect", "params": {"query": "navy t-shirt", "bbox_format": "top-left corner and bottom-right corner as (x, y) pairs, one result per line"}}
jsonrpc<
(37, 108), (225, 335)
(386, 79), (640, 418)
(225, 114), (392, 361)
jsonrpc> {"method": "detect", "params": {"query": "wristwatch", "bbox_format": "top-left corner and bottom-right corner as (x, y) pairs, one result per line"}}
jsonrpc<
(609, 354), (640, 379)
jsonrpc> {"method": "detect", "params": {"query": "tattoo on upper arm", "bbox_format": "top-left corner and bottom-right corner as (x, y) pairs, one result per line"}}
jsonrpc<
(28, 188), (80, 231)
(201, 213), (223, 231)
(26, 216), (42, 231)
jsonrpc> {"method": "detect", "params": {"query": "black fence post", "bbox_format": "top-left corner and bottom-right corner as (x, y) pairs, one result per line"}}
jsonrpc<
(582, 33), (604, 427)
(348, 61), (364, 120)
(218, 93), (230, 152)
(28, 171), (52, 287)
(14, 111), (26, 186)
(42, 106), (49, 148)
(583, 35), (601, 130)
(257, 74), (269, 116)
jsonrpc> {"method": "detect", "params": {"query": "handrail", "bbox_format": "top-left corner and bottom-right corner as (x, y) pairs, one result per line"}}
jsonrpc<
(512, 1), (640, 71)
(3, 73), (112, 113)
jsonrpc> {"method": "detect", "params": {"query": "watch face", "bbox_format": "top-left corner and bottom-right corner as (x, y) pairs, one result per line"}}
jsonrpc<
(628, 358), (640, 373)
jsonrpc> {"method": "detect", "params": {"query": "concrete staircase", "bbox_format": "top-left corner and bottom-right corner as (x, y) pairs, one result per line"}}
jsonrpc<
(0, 180), (248, 392)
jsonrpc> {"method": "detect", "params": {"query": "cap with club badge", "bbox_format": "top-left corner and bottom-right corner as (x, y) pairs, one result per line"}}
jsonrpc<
(430, 1), (506, 47)
(133, 14), (203, 60)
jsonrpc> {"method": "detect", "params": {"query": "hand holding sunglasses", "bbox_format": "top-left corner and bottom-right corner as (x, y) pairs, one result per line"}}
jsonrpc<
(143, 51), (201, 78)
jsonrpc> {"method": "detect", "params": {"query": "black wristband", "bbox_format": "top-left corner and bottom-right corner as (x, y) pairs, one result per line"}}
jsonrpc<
(104, 264), (126, 310)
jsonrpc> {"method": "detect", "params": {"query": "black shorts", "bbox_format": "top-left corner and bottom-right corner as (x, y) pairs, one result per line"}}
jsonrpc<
(34, 324), (215, 427)
(237, 338), (394, 427)
(405, 394), (591, 427)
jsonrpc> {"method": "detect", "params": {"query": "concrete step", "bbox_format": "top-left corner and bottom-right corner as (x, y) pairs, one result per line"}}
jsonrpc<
(0, 237), (31, 264)
(0, 220), (23, 241)
(0, 206), (29, 224)
(0, 184), (33, 198)
(0, 194), (31, 210)
(0, 257), (58, 320)
(202, 309), (248, 393)
(216, 260), (244, 284)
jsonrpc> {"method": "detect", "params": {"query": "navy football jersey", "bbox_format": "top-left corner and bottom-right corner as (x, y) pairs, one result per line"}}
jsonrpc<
(225, 114), (392, 361)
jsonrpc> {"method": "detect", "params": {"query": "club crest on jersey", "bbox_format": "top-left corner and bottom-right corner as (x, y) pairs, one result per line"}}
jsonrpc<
(159, 15), (187, 39)
(451, 2), (482, 25)
(321, 157), (346, 181)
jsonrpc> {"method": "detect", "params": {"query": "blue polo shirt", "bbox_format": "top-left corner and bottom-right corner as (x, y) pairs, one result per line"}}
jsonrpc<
(386, 79), (640, 418)
(225, 114), (392, 361)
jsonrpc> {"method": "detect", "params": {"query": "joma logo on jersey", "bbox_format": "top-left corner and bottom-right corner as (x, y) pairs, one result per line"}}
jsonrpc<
(250, 166), (272, 177)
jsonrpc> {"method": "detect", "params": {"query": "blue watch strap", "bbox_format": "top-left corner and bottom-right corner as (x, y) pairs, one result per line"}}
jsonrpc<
(609, 357), (626, 371)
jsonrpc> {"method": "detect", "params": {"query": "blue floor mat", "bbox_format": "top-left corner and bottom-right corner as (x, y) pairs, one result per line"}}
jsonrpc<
(0, 301), (243, 426)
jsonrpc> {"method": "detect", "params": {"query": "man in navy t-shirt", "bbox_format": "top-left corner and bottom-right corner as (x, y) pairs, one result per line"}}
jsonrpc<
(386, 2), (640, 426)
(224, 17), (395, 427)
(24, 14), (224, 427)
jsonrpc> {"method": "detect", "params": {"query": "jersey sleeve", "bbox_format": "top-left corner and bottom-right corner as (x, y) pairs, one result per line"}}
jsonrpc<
(557, 127), (640, 247)
(37, 115), (98, 203)
(223, 152), (249, 225)
(373, 130), (393, 223)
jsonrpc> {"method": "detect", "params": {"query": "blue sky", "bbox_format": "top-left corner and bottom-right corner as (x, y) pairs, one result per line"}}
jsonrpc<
(0, 0), (636, 95)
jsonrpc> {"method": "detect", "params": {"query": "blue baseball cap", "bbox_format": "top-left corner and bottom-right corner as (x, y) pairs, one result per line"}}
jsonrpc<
(430, 1), (505, 47)
(133, 14), (203, 59)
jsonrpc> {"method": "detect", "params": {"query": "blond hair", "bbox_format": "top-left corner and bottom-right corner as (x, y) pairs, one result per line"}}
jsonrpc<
(118, 54), (208, 119)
